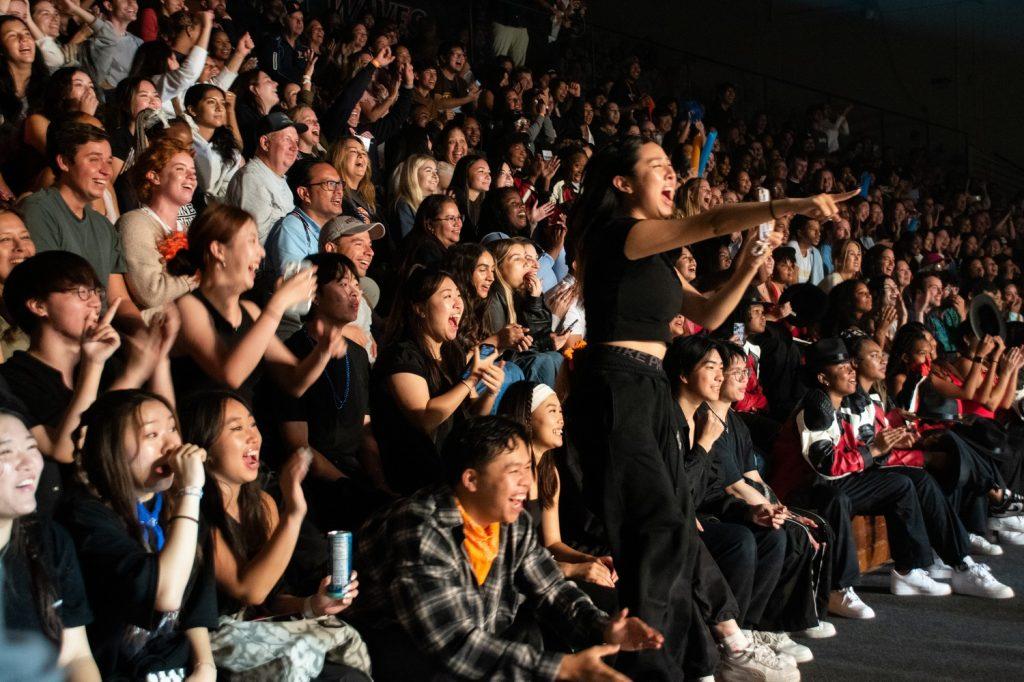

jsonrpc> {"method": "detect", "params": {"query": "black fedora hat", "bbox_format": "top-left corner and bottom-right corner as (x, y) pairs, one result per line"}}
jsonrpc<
(969, 293), (1006, 340)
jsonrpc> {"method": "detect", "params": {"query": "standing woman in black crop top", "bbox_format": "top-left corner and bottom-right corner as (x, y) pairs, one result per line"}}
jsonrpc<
(564, 138), (857, 679)
(168, 204), (349, 402)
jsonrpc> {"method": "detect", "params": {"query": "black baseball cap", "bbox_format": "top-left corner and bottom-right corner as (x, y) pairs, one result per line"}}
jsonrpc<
(256, 111), (308, 139)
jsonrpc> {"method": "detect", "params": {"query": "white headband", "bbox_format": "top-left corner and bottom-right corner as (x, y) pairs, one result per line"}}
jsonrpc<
(530, 384), (556, 413)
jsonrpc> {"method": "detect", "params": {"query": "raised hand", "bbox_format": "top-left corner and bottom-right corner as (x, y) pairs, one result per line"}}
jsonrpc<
(529, 200), (557, 227)
(279, 447), (311, 516)
(271, 265), (317, 313)
(81, 298), (122, 365)
(168, 443), (207, 489)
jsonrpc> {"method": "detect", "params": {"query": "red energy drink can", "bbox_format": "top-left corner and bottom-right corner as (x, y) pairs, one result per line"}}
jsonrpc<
(327, 530), (352, 598)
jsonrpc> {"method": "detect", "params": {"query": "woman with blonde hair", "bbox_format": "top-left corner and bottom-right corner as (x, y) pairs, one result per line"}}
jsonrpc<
(819, 238), (862, 293)
(328, 136), (379, 223)
(392, 153), (440, 239)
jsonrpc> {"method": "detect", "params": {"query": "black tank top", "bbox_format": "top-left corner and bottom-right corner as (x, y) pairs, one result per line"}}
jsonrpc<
(171, 291), (263, 402)
(583, 216), (683, 344)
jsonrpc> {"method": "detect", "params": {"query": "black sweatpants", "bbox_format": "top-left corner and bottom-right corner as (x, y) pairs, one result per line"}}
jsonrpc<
(701, 521), (785, 628)
(793, 466), (969, 588)
(566, 346), (697, 679)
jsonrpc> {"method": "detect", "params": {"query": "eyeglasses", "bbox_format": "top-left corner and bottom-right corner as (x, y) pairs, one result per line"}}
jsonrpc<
(433, 215), (462, 225)
(724, 368), (750, 380)
(310, 180), (343, 192)
(60, 285), (104, 301)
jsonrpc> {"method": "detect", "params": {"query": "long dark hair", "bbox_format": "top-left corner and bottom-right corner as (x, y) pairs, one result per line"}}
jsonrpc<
(2, 410), (61, 643)
(497, 381), (558, 509)
(566, 137), (644, 298)
(129, 41), (175, 80)
(184, 83), (239, 164)
(73, 390), (179, 545)
(178, 390), (270, 564)
(821, 278), (870, 338)
(36, 67), (87, 121)
(384, 266), (466, 392)
(443, 242), (490, 346)
(0, 16), (48, 124)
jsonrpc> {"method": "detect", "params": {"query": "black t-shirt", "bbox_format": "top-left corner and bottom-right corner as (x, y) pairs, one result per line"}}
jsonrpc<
(434, 71), (468, 104)
(0, 351), (121, 517)
(370, 339), (462, 495)
(704, 410), (754, 509)
(0, 352), (76, 517)
(61, 493), (218, 678)
(276, 330), (371, 477)
(2, 518), (92, 635)
(583, 216), (684, 344)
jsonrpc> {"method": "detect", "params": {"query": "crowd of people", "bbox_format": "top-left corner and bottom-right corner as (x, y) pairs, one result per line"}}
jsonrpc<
(1, 0), (1023, 679)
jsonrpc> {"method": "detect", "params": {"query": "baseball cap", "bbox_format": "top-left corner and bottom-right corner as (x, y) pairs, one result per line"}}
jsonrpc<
(256, 111), (308, 139)
(320, 215), (386, 246)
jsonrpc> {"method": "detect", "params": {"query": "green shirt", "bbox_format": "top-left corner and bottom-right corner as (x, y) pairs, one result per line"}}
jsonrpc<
(22, 186), (127, 284)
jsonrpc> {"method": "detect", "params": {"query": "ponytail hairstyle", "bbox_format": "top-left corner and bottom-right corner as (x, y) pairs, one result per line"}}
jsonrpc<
(184, 83), (240, 164)
(887, 322), (930, 382)
(496, 381), (558, 509)
(166, 203), (253, 278)
(566, 137), (644, 301)
(178, 389), (270, 564)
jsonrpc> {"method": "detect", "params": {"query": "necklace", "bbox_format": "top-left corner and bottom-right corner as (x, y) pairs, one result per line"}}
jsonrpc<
(307, 330), (351, 410)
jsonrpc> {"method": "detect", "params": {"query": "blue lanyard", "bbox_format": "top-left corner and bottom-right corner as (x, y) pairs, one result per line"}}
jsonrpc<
(290, 209), (318, 251)
(136, 494), (165, 551)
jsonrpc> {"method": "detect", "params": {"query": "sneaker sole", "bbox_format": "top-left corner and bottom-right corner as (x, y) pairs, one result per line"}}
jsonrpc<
(996, 531), (1024, 546)
(891, 583), (953, 596)
(952, 583), (1015, 599)
(780, 648), (814, 664)
(827, 607), (876, 619)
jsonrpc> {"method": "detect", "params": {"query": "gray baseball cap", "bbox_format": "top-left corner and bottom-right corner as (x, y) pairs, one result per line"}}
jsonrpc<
(319, 215), (386, 246)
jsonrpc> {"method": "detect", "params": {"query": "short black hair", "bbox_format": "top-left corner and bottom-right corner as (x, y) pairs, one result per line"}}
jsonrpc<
(306, 252), (359, 292)
(441, 416), (527, 487)
(663, 334), (722, 394)
(772, 245), (796, 264)
(3, 251), (101, 335)
(286, 158), (322, 202)
(46, 121), (109, 174)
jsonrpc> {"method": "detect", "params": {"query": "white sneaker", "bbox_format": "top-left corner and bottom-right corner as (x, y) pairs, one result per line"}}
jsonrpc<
(752, 631), (813, 664)
(891, 567), (953, 596)
(718, 642), (801, 682)
(950, 558), (1015, 599)
(791, 621), (836, 639)
(996, 529), (1024, 545)
(926, 554), (952, 580)
(989, 515), (1024, 533)
(828, 587), (876, 619)
(969, 532), (1004, 556)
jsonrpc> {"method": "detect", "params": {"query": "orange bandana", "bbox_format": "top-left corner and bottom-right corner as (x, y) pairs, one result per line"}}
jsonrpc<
(456, 499), (501, 585)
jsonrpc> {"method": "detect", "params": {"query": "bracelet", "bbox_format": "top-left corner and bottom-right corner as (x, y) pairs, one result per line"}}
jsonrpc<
(972, 355), (984, 363)
(170, 515), (199, 524)
(302, 596), (317, 619)
(176, 486), (203, 499)
(460, 378), (475, 392)
(768, 199), (778, 221)
(302, 75), (312, 83)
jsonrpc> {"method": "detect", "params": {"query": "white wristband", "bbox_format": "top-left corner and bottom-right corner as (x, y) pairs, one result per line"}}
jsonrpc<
(302, 596), (317, 619)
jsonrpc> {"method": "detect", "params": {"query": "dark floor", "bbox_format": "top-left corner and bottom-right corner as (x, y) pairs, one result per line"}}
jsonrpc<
(796, 543), (1024, 681)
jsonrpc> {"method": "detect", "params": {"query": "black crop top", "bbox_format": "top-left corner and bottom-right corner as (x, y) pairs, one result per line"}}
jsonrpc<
(583, 216), (684, 344)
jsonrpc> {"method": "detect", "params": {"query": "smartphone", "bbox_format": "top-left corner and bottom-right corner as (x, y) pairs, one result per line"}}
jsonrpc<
(282, 260), (314, 317)
(541, 150), (553, 161)
(755, 187), (773, 241)
(733, 322), (746, 345)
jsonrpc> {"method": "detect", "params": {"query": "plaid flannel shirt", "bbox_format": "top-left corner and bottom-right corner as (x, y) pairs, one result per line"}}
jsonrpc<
(352, 485), (609, 680)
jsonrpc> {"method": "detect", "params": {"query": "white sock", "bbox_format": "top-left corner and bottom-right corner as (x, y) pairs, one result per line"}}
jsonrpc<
(722, 630), (750, 656)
